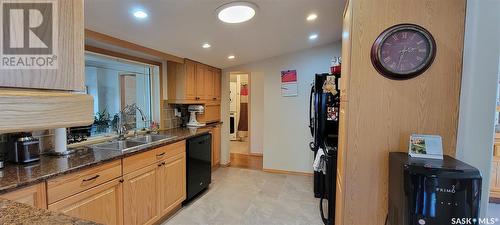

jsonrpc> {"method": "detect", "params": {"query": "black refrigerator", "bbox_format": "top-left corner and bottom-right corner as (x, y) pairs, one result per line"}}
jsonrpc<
(309, 73), (340, 225)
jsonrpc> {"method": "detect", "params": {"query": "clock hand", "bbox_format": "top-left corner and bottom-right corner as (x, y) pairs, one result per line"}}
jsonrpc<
(397, 46), (407, 69)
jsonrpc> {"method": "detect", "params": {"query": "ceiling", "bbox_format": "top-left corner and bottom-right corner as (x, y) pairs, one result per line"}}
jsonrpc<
(84, 0), (345, 69)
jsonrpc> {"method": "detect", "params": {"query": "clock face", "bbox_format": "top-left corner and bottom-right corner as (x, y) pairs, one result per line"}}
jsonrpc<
(371, 24), (436, 80)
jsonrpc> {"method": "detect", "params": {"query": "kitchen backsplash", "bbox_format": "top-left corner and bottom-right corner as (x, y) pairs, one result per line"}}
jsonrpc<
(163, 104), (185, 129)
(0, 130), (54, 156)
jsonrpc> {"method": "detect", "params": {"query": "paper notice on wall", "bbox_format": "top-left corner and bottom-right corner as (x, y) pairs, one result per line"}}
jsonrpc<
(281, 83), (298, 97)
(281, 70), (298, 97)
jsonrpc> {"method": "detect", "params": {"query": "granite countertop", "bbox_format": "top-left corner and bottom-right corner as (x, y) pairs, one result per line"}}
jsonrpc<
(0, 198), (100, 225)
(0, 126), (215, 194)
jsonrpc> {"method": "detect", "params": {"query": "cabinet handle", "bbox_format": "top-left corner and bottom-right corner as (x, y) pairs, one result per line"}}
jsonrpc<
(82, 174), (100, 182)
(162, 162), (166, 165)
(119, 179), (124, 183)
(156, 152), (165, 157)
(158, 163), (162, 167)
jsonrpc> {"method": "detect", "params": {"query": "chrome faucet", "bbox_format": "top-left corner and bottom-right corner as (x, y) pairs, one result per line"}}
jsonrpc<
(117, 104), (147, 140)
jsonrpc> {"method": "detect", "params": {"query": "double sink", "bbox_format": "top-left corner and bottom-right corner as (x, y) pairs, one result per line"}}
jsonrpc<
(91, 134), (177, 152)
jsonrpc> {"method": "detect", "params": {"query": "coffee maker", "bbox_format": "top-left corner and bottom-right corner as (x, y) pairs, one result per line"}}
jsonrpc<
(388, 152), (481, 225)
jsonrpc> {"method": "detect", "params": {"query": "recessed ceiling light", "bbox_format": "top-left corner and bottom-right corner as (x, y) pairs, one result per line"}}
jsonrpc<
(216, 2), (258, 24)
(306, 13), (317, 21)
(133, 10), (148, 19)
(202, 43), (211, 49)
(228, 55), (236, 60)
(309, 33), (318, 40)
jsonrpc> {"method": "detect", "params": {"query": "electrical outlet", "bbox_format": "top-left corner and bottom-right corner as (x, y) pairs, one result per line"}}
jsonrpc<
(174, 108), (182, 117)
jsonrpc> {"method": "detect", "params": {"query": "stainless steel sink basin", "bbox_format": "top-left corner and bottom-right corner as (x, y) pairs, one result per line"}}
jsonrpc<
(92, 140), (145, 152)
(91, 134), (176, 152)
(131, 134), (176, 143)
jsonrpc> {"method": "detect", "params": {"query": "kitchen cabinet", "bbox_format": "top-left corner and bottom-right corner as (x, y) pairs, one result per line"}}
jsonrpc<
(0, 183), (47, 209)
(123, 163), (159, 225)
(47, 160), (122, 204)
(167, 59), (222, 104)
(211, 125), (221, 167)
(0, 0), (85, 91)
(123, 141), (186, 225)
(48, 178), (123, 225)
(157, 151), (186, 216)
(213, 69), (222, 101)
(491, 157), (500, 199)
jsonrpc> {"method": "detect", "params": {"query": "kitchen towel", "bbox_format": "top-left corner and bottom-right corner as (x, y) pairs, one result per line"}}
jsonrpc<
(313, 148), (327, 174)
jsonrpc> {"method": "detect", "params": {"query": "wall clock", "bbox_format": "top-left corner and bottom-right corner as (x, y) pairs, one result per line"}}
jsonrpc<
(371, 24), (436, 80)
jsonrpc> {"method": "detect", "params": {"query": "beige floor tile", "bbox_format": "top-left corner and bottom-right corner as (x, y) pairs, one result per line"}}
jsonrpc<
(162, 167), (322, 225)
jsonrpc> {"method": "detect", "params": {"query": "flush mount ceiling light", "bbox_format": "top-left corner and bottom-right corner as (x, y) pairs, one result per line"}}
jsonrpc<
(306, 13), (317, 21)
(202, 43), (211, 49)
(216, 1), (258, 24)
(309, 33), (318, 40)
(133, 10), (148, 19)
(227, 55), (236, 59)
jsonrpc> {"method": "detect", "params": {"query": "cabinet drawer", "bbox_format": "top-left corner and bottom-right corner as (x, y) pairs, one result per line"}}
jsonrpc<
(123, 149), (158, 175)
(47, 160), (122, 204)
(155, 140), (186, 162)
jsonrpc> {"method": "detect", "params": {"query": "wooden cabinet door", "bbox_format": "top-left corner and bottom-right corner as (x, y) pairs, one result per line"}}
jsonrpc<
(212, 125), (221, 167)
(123, 164), (158, 225)
(157, 152), (186, 216)
(496, 161), (500, 189)
(0, 183), (47, 209)
(205, 68), (215, 100)
(213, 69), (221, 101)
(195, 64), (206, 100)
(491, 161), (497, 189)
(184, 60), (197, 100)
(48, 178), (123, 225)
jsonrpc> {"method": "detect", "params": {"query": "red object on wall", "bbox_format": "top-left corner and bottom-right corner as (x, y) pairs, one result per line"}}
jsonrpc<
(331, 65), (341, 74)
(281, 70), (297, 83)
(240, 84), (248, 96)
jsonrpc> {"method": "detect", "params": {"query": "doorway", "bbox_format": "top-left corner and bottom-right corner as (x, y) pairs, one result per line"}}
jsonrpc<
(228, 73), (262, 170)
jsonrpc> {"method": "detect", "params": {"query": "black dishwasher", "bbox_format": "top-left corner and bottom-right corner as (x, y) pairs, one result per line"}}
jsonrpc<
(184, 133), (212, 203)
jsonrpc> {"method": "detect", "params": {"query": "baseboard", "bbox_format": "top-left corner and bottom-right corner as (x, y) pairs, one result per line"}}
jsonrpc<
(230, 152), (263, 157)
(220, 161), (231, 167)
(263, 168), (313, 176)
(490, 196), (500, 204)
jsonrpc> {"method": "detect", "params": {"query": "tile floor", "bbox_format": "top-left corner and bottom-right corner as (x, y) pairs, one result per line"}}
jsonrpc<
(488, 203), (500, 217)
(162, 167), (322, 225)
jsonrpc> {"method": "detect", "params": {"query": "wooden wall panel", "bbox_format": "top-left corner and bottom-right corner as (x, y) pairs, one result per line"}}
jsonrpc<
(338, 0), (466, 224)
(0, 0), (84, 91)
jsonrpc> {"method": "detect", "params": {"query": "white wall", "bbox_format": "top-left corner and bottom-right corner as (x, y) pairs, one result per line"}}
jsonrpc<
(456, 0), (500, 217)
(222, 42), (341, 172)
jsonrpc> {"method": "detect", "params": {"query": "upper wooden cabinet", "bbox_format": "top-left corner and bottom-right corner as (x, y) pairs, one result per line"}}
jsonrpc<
(0, 0), (85, 91)
(167, 59), (221, 103)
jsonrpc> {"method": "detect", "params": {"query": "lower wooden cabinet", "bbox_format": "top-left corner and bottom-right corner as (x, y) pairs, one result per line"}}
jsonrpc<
(157, 151), (186, 216)
(211, 125), (221, 167)
(123, 163), (159, 225)
(491, 158), (500, 199)
(1, 141), (187, 225)
(48, 178), (123, 225)
(0, 183), (47, 209)
(123, 141), (186, 225)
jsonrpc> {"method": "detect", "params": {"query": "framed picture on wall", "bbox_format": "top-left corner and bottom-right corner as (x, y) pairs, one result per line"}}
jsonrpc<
(281, 70), (298, 97)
